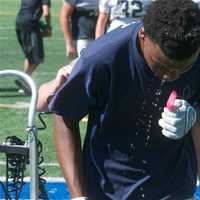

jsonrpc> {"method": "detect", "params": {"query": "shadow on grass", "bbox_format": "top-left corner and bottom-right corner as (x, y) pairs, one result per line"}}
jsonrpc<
(0, 87), (18, 92)
(0, 87), (28, 98)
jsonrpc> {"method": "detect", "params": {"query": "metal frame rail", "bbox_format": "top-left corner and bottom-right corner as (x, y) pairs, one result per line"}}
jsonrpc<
(0, 69), (39, 199)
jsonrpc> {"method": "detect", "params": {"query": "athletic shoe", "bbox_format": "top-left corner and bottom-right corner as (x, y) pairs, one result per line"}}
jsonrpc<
(18, 88), (26, 95)
(15, 79), (31, 96)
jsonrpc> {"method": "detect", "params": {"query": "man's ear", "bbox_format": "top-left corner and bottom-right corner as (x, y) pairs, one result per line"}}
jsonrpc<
(139, 27), (146, 41)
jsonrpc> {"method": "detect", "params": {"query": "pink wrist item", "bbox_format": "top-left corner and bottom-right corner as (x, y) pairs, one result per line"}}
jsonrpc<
(166, 90), (177, 112)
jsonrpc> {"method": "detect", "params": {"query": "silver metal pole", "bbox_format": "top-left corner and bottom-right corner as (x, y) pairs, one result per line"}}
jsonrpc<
(0, 69), (38, 199)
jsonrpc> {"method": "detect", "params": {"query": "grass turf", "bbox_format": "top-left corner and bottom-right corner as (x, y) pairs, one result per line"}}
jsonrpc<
(0, 0), (87, 177)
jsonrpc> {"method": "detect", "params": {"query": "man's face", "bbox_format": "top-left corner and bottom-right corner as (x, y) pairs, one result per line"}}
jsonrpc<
(139, 28), (200, 81)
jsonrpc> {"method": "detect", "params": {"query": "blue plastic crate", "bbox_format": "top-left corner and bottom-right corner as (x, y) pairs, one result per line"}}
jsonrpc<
(0, 181), (70, 200)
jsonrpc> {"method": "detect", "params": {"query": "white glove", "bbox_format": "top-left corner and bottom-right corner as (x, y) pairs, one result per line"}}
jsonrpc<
(158, 99), (197, 140)
(71, 197), (88, 200)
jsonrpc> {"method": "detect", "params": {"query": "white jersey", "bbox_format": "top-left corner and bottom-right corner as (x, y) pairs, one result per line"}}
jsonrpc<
(192, 0), (200, 7)
(65, 0), (98, 10)
(99, 0), (153, 21)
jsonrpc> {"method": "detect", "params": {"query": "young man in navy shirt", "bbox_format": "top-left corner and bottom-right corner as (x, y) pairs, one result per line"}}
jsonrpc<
(48, 0), (200, 199)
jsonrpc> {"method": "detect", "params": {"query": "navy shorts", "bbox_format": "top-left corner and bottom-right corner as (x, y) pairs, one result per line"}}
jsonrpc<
(71, 9), (98, 40)
(16, 27), (44, 65)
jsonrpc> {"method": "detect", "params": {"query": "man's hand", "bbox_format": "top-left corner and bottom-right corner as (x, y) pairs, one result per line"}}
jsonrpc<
(36, 63), (74, 111)
(39, 21), (52, 37)
(43, 25), (52, 37)
(158, 99), (197, 140)
(66, 43), (78, 58)
(54, 64), (73, 89)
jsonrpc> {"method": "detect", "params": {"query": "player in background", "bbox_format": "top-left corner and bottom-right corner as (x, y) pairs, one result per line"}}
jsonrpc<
(15, 0), (52, 95)
(60, 0), (98, 59)
(95, 0), (153, 38)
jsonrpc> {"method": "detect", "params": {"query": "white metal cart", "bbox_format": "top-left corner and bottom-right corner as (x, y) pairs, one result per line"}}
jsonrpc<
(0, 70), (39, 200)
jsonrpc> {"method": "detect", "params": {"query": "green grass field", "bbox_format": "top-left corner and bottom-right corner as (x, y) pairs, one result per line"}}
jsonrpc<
(0, 0), (87, 177)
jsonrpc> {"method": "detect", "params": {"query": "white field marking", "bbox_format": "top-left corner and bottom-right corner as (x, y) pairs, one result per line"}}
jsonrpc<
(0, 12), (16, 16)
(0, 36), (63, 41)
(1, 50), (64, 55)
(0, 101), (30, 109)
(0, 101), (89, 122)
(1, 49), (64, 54)
(0, 175), (199, 184)
(0, 72), (63, 77)
(0, 176), (65, 182)
(0, 72), (59, 77)
(0, 160), (59, 167)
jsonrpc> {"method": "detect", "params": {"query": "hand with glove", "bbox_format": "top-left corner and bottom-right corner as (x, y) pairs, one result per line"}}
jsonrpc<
(158, 91), (197, 140)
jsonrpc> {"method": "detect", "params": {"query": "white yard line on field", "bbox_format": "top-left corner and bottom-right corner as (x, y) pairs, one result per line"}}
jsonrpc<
(0, 102), (89, 121)
(0, 101), (30, 109)
(0, 176), (65, 182)
(0, 160), (59, 167)
(0, 37), (63, 41)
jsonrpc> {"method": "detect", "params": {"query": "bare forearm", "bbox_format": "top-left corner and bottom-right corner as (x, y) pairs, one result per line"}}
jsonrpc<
(53, 115), (85, 198)
(37, 64), (73, 111)
(95, 13), (109, 38)
(42, 5), (51, 27)
(60, 4), (73, 44)
(37, 79), (58, 111)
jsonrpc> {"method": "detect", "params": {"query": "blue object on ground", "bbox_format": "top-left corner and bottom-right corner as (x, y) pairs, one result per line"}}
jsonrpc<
(0, 182), (200, 199)
(196, 185), (200, 200)
(0, 182), (70, 200)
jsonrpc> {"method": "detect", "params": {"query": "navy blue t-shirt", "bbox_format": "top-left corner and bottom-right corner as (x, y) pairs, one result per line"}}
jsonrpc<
(49, 22), (200, 200)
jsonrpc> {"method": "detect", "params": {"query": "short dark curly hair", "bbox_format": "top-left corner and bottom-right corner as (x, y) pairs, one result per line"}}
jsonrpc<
(143, 0), (200, 59)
